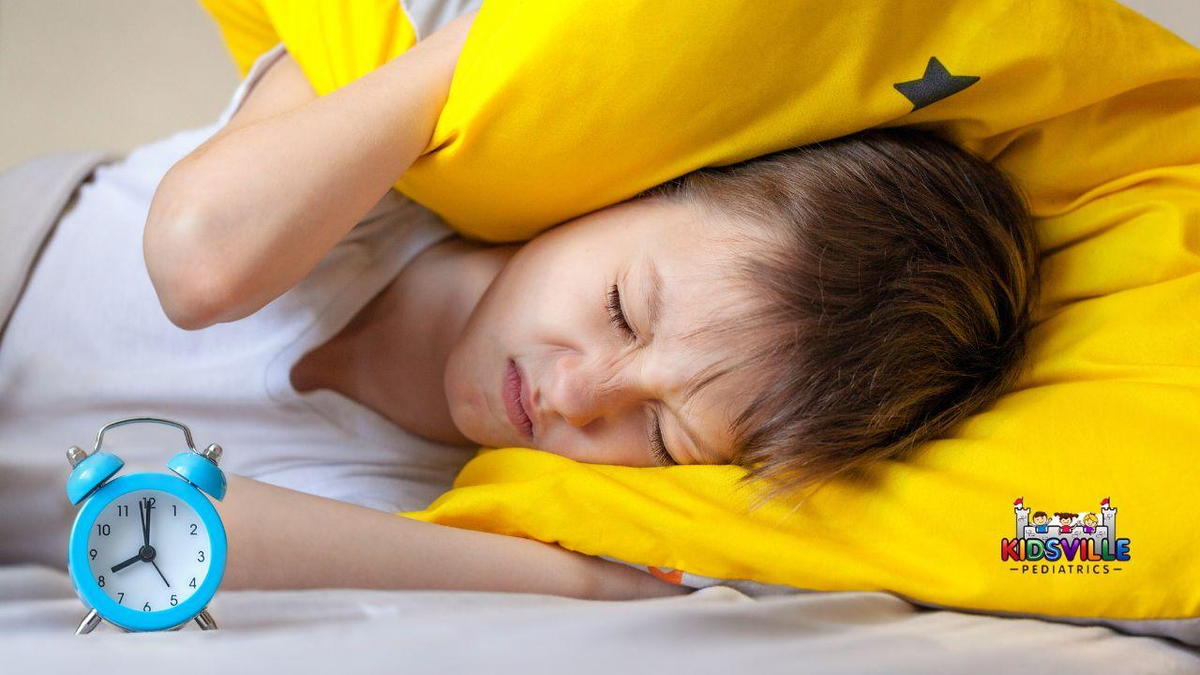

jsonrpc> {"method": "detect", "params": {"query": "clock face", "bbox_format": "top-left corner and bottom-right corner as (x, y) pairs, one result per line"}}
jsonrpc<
(85, 488), (213, 614)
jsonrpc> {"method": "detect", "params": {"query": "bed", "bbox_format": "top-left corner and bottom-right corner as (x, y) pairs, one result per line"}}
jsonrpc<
(2, 150), (1197, 671)
(2, 564), (1197, 673)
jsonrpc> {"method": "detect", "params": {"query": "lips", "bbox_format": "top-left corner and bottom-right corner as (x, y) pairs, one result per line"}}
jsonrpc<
(503, 359), (534, 440)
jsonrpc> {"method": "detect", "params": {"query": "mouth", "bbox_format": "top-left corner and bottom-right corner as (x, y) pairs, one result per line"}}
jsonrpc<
(502, 358), (534, 441)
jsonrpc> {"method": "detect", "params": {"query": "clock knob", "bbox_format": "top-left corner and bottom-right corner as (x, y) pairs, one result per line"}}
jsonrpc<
(200, 443), (223, 464)
(66, 445), (87, 468)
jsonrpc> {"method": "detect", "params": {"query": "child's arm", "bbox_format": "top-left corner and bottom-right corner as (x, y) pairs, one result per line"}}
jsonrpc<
(144, 12), (476, 330)
(206, 51), (320, 147)
(217, 475), (688, 600)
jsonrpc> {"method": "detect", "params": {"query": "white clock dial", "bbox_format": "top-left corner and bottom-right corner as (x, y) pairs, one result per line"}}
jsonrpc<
(86, 489), (212, 613)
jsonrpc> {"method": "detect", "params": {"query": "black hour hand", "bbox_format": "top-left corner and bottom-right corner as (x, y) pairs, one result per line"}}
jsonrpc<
(111, 553), (141, 574)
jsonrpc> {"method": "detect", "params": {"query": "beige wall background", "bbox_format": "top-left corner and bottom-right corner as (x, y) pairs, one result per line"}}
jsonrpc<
(1, 0), (1197, 173)
(0, 1), (238, 172)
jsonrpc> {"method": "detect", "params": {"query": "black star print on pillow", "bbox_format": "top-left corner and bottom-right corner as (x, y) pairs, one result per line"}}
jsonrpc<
(893, 56), (980, 111)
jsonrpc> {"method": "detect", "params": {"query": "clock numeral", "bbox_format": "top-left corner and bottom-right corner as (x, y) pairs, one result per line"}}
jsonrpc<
(117, 592), (124, 604)
(97, 575), (105, 588)
(116, 504), (128, 517)
(89, 548), (97, 560)
(190, 523), (198, 535)
(197, 550), (206, 562)
(170, 594), (178, 606)
(172, 504), (177, 517)
(143, 602), (151, 612)
(189, 577), (197, 588)
(96, 523), (110, 536)
(146, 497), (156, 508)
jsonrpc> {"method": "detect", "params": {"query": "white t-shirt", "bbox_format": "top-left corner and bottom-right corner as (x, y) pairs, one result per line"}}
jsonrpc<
(0, 44), (478, 566)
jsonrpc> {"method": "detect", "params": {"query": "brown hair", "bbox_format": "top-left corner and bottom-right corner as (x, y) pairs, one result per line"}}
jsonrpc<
(633, 127), (1041, 501)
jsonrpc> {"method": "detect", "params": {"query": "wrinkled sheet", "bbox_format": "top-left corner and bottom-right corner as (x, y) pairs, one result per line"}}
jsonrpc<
(1, 565), (1196, 674)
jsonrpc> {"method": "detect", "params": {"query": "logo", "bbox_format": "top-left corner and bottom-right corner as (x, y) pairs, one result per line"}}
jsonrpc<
(1002, 497), (1130, 575)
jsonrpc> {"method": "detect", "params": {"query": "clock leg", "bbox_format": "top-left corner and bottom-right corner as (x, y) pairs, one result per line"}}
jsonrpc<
(194, 608), (219, 630)
(74, 608), (102, 635)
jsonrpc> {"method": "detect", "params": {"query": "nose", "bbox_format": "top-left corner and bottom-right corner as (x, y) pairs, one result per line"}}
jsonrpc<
(544, 352), (634, 429)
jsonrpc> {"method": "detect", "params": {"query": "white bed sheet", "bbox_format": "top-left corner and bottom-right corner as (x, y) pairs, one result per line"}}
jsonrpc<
(2, 565), (1196, 674)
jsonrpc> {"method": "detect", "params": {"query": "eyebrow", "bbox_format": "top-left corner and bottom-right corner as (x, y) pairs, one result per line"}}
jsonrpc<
(641, 256), (721, 465)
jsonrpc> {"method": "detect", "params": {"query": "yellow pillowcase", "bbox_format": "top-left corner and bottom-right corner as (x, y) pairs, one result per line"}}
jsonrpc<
(201, 0), (1200, 622)
(199, 0), (417, 92)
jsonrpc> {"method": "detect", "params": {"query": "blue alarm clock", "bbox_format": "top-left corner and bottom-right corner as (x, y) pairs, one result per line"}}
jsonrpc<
(65, 417), (227, 634)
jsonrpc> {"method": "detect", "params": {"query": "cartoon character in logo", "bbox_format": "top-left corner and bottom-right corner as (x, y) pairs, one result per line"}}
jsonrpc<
(1055, 512), (1078, 533)
(1080, 512), (1099, 534)
(1031, 511), (1050, 534)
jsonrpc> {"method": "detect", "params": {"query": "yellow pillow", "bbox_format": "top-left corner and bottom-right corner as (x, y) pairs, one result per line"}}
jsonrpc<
(199, 0), (419, 93)
(201, 0), (1200, 624)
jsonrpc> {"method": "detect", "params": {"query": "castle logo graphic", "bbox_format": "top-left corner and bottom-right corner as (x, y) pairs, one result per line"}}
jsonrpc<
(1001, 497), (1130, 575)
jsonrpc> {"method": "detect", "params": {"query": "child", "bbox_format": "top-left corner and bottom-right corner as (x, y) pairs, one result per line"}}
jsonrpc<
(1031, 512), (1051, 534)
(1080, 513), (1099, 534)
(1056, 512), (1078, 534)
(2, 11), (1039, 596)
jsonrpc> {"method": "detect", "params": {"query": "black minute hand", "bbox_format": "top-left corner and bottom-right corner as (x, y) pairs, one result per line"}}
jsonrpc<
(140, 498), (149, 547)
(145, 497), (154, 546)
(150, 559), (170, 588)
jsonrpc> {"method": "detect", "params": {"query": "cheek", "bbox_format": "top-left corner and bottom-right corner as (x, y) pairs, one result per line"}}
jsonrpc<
(481, 247), (607, 344)
(541, 418), (652, 467)
(504, 220), (619, 299)
(476, 247), (559, 325)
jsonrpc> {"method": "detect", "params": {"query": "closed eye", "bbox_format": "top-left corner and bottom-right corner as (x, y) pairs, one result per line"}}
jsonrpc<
(606, 284), (636, 341)
(648, 411), (676, 466)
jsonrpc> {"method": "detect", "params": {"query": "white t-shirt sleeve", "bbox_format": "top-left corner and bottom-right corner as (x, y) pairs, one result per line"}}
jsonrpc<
(215, 42), (289, 129)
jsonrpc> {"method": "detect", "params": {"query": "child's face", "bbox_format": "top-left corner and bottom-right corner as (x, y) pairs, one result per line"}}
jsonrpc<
(1032, 514), (1048, 525)
(444, 198), (759, 467)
